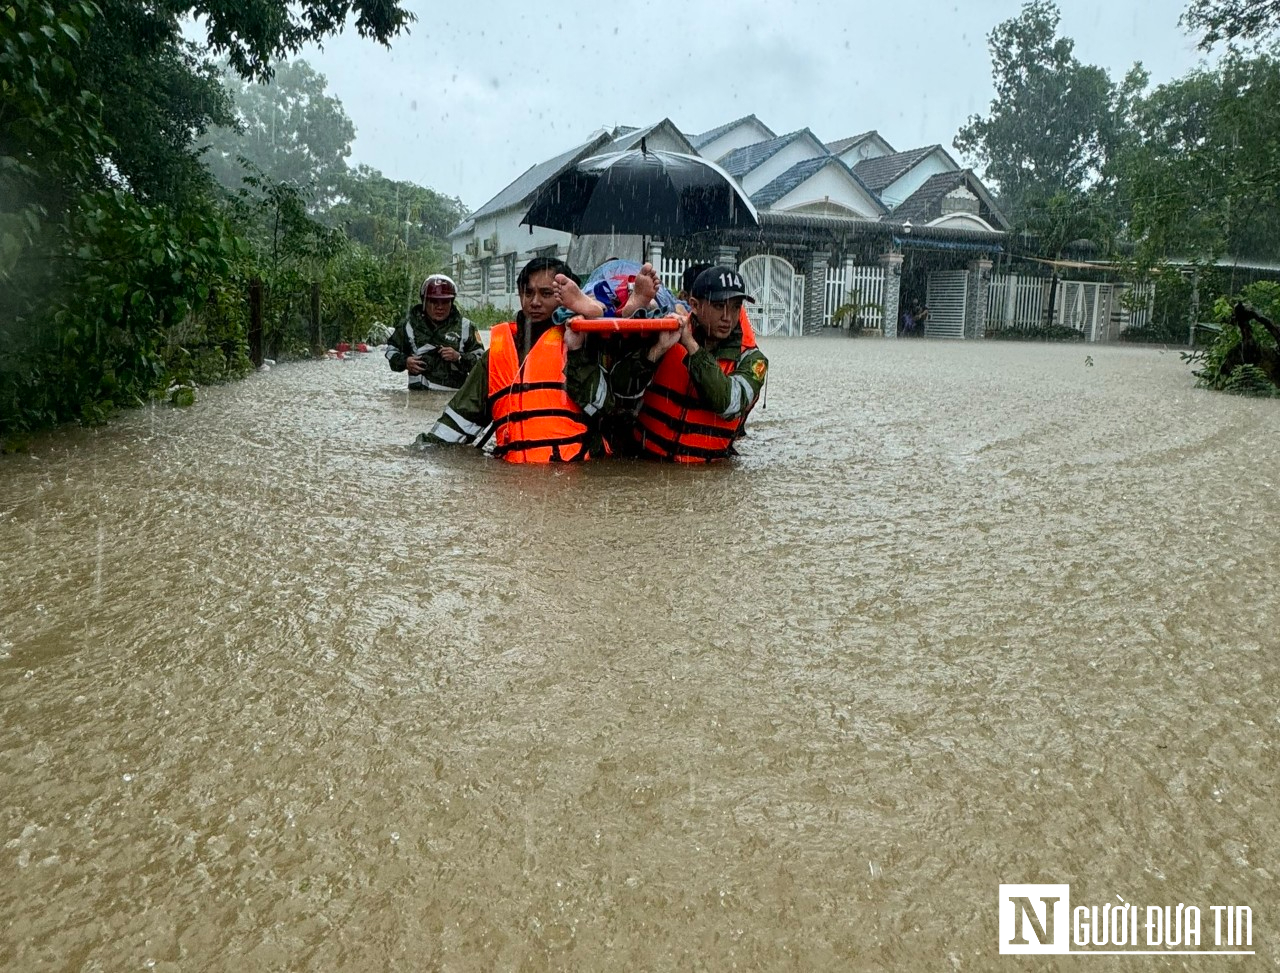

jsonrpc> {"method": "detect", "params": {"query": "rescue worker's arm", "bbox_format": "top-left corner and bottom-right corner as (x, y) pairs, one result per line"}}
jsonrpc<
(606, 343), (661, 414)
(565, 342), (610, 420)
(418, 352), (491, 445)
(685, 347), (768, 420)
(460, 319), (485, 368)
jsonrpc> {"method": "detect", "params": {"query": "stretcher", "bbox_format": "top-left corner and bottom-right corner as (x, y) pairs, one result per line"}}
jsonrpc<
(566, 316), (681, 334)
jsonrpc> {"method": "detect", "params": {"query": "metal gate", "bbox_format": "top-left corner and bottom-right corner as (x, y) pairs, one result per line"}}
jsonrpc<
(739, 254), (803, 337)
(1058, 280), (1111, 341)
(926, 270), (969, 339)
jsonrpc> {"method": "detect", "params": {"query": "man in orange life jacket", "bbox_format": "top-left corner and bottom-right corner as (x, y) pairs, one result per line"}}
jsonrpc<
(620, 265), (768, 462)
(417, 256), (611, 462)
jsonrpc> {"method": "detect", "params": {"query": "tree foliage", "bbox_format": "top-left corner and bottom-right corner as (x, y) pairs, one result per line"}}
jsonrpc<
(202, 59), (355, 208)
(1182, 0), (1280, 48)
(1117, 52), (1280, 266)
(1, 0), (426, 442)
(954, 1), (1124, 223)
(329, 165), (467, 256)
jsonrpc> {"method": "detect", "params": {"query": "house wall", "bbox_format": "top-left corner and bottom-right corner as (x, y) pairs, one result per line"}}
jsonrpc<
(880, 152), (957, 209)
(773, 165), (882, 218)
(452, 212), (570, 310)
(697, 121), (776, 164)
(740, 139), (829, 197)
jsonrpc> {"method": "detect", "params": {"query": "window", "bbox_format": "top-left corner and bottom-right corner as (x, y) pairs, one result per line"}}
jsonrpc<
(479, 258), (491, 298)
(504, 253), (516, 293)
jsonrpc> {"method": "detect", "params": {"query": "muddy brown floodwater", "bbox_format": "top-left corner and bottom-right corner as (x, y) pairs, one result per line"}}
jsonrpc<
(2, 338), (1278, 971)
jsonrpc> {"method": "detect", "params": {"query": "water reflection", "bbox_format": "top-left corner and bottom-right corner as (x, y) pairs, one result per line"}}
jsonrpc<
(1, 340), (1277, 969)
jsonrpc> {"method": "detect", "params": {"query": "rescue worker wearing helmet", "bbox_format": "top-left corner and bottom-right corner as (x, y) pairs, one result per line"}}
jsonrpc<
(385, 274), (483, 391)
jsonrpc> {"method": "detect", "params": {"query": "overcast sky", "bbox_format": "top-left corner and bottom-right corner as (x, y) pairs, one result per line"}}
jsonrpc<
(286, 0), (1208, 211)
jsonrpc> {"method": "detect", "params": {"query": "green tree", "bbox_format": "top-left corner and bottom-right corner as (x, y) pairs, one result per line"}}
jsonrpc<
(328, 164), (467, 257)
(1182, 0), (1280, 48)
(76, 0), (233, 207)
(181, 0), (412, 82)
(202, 59), (356, 208)
(1, 0), (416, 438)
(955, 0), (1126, 223)
(1117, 52), (1280, 268)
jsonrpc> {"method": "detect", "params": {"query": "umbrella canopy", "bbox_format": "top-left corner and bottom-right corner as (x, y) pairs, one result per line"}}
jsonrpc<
(521, 147), (760, 238)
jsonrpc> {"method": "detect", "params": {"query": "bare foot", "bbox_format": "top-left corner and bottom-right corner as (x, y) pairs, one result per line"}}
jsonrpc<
(617, 262), (661, 317)
(553, 274), (603, 318)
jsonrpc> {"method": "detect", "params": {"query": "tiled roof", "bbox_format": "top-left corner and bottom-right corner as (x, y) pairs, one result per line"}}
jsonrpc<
(749, 157), (887, 215)
(890, 171), (966, 223)
(450, 130), (614, 234)
(825, 131), (879, 155)
(750, 157), (832, 207)
(888, 169), (1011, 229)
(690, 114), (774, 150)
(851, 145), (939, 192)
(609, 118), (697, 154)
(717, 130), (827, 178)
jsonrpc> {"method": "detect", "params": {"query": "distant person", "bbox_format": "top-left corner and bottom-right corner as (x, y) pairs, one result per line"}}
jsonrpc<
(417, 257), (611, 462)
(385, 274), (483, 390)
(901, 298), (929, 337)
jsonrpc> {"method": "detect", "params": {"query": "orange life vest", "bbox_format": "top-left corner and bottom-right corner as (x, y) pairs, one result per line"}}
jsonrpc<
(488, 322), (595, 463)
(634, 320), (760, 463)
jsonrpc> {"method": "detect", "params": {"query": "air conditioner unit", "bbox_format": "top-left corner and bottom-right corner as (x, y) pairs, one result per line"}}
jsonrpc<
(464, 240), (479, 257)
(482, 233), (499, 253)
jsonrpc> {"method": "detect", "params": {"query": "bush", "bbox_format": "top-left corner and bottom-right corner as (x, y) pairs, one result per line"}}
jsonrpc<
(985, 324), (1085, 342)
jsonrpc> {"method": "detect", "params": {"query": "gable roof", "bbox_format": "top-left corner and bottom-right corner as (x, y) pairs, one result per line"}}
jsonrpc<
(609, 118), (697, 154)
(449, 129), (614, 237)
(690, 114), (775, 150)
(890, 169), (1010, 229)
(851, 145), (944, 193)
(824, 130), (894, 156)
(749, 156), (888, 215)
(717, 129), (829, 179)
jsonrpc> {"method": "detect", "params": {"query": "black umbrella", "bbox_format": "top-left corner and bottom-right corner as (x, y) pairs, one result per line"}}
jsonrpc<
(521, 144), (760, 237)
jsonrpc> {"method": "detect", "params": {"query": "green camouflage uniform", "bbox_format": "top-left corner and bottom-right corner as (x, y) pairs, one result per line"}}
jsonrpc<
(386, 304), (484, 391)
(612, 319), (768, 425)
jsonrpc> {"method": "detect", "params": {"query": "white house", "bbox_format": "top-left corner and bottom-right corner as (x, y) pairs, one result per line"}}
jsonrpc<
(447, 114), (1016, 339)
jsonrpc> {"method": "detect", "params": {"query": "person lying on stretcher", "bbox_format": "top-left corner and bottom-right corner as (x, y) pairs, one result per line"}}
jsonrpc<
(552, 260), (675, 322)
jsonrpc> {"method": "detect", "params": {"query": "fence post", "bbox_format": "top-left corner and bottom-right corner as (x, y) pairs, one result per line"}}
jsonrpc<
(248, 277), (264, 367)
(310, 281), (322, 356)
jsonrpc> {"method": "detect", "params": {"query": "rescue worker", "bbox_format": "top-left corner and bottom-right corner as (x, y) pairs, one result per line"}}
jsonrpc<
(617, 265), (768, 462)
(417, 257), (611, 462)
(385, 274), (483, 391)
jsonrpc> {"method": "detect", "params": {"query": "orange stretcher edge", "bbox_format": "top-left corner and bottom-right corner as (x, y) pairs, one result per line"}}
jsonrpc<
(566, 316), (680, 334)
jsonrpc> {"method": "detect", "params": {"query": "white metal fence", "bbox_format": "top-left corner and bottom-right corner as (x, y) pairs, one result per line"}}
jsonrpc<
(824, 264), (885, 330)
(986, 273), (1156, 341)
(987, 273), (1045, 331)
(658, 256), (694, 296)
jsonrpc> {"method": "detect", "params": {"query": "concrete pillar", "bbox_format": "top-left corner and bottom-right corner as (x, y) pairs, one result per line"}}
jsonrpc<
(879, 251), (904, 338)
(713, 245), (739, 270)
(648, 239), (663, 271)
(966, 258), (993, 339)
(841, 255), (856, 330)
(803, 249), (831, 335)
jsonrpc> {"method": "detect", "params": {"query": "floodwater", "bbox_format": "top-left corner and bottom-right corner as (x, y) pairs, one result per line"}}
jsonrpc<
(1, 338), (1277, 971)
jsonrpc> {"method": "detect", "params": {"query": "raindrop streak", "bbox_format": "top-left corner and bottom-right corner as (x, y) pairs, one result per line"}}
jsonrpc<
(95, 522), (104, 606)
